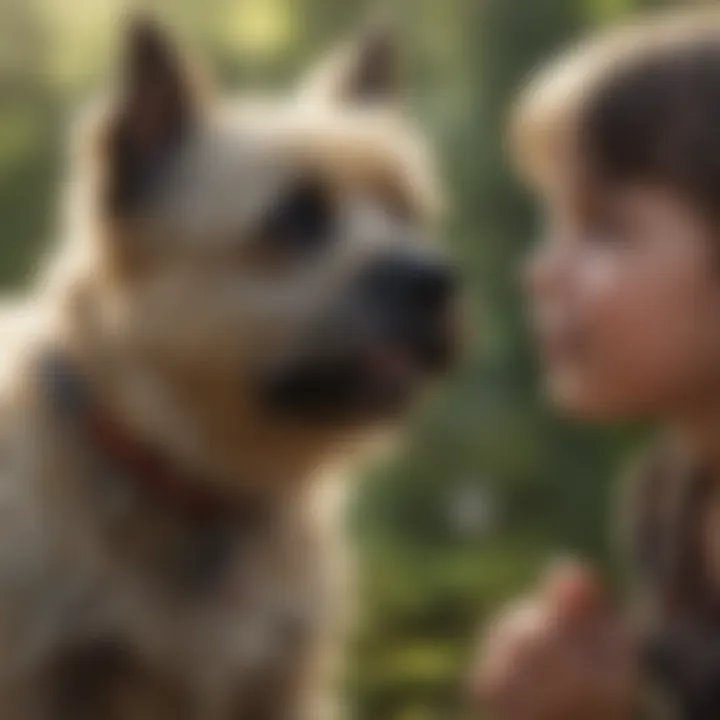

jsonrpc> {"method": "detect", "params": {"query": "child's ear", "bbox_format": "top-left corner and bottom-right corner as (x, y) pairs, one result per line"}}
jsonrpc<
(298, 21), (400, 105)
(104, 15), (201, 214)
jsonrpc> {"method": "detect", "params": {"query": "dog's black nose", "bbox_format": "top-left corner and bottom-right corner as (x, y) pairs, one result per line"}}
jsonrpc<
(362, 252), (457, 314)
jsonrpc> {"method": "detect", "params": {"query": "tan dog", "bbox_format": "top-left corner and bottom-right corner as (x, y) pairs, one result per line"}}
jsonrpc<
(0, 17), (456, 720)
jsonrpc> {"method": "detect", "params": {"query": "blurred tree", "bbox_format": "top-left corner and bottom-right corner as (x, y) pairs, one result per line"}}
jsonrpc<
(349, 0), (644, 717)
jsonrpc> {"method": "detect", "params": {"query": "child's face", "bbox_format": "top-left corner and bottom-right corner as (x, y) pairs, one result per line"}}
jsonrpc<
(526, 183), (720, 421)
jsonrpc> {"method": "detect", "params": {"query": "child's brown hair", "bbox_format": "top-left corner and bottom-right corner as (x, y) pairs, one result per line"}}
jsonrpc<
(511, 8), (720, 223)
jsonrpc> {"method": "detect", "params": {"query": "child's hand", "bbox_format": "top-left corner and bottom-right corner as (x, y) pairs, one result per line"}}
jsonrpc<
(468, 560), (639, 720)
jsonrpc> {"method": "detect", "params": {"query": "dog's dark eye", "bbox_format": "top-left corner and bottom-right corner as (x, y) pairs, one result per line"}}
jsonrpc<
(262, 180), (335, 253)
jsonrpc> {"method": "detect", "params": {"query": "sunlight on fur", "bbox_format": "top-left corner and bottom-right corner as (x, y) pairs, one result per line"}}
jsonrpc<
(0, 14), (457, 719)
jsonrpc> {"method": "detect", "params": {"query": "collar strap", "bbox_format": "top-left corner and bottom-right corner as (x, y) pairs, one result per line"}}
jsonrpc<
(44, 351), (271, 526)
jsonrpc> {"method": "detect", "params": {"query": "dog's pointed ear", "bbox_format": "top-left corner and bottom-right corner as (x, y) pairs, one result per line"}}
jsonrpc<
(104, 16), (200, 214)
(299, 21), (400, 105)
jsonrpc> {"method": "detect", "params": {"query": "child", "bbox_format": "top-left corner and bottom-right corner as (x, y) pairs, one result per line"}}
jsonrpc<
(473, 9), (720, 720)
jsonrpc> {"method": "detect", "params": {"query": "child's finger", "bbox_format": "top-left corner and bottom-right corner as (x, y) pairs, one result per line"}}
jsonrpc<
(541, 558), (607, 622)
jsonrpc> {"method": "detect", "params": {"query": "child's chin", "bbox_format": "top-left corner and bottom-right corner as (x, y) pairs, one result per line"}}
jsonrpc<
(544, 376), (630, 422)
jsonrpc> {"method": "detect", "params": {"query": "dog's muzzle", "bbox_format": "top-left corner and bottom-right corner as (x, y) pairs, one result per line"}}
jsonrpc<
(263, 248), (460, 422)
(355, 250), (457, 370)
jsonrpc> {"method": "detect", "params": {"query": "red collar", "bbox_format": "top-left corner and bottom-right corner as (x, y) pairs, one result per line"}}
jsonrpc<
(87, 410), (242, 521)
(45, 352), (271, 526)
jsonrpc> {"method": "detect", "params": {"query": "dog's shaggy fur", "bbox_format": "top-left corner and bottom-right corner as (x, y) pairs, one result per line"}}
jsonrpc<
(0, 17), (454, 720)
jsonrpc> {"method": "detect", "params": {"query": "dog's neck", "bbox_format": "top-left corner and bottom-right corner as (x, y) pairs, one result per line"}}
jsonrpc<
(49, 294), (343, 495)
(40, 347), (312, 597)
(36, 272), (351, 527)
(45, 351), (271, 518)
(43, 333), (336, 488)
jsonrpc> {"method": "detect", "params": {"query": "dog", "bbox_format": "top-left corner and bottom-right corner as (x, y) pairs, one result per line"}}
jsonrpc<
(0, 16), (456, 719)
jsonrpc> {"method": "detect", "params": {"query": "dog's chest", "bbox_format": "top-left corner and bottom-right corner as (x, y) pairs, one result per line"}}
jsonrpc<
(41, 512), (330, 719)
(163, 535), (323, 676)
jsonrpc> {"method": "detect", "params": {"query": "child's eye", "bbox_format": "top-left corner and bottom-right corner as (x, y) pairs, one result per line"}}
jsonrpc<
(260, 179), (336, 254)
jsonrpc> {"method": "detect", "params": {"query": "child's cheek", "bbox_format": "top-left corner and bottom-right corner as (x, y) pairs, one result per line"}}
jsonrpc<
(545, 254), (665, 418)
(581, 254), (718, 416)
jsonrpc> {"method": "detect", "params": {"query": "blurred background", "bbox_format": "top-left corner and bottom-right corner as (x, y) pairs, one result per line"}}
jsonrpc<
(0, 0), (691, 717)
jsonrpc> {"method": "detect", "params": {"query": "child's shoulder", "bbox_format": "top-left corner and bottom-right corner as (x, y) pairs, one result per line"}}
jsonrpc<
(618, 439), (708, 604)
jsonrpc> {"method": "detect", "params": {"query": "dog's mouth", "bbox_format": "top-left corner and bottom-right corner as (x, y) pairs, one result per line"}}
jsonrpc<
(262, 314), (457, 423)
(262, 250), (460, 423)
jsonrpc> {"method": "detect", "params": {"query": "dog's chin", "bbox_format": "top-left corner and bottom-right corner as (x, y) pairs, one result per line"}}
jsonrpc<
(262, 339), (452, 426)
